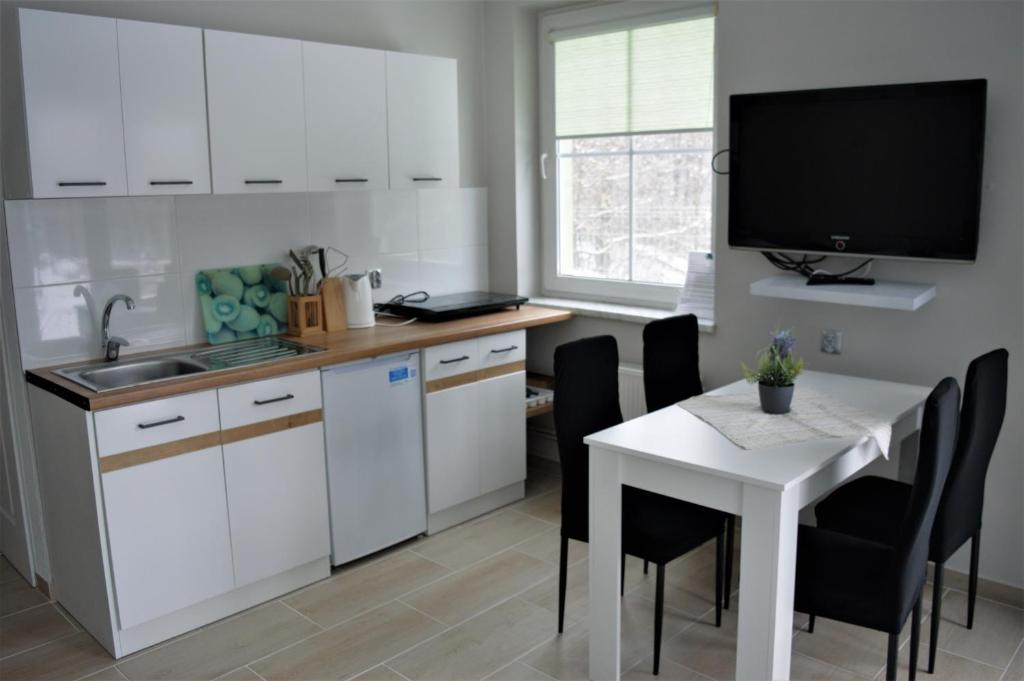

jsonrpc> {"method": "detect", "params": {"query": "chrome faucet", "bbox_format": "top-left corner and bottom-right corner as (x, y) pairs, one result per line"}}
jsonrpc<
(101, 294), (135, 361)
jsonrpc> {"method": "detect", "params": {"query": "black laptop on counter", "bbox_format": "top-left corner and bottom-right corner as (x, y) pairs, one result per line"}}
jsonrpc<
(378, 291), (528, 322)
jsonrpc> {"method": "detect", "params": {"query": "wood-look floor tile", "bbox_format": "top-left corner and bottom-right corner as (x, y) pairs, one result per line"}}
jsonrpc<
(409, 510), (550, 571)
(934, 590), (1024, 669)
(632, 540), (738, 615)
(524, 593), (697, 680)
(485, 660), (557, 680)
(515, 528), (588, 567)
(390, 598), (556, 681)
(80, 666), (129, 681)
(520, 554), (649, 626)
(401, 551), (552, 625)
(284, 551), (449, 628)
(790, 653), (872, 681)
(790, 614), (901, 680)
(252, 601), (444, 681)
(515, 491), (560, 525)
(214, 666), (263, 681)
(349, 666), (407, 681)
(0, 603), (76, 659)
(0, 631), (113, 681)
(0, 577), (47, 616)
(117, 602), (319, 681)
(1004, 642), (1023, 680)
(624, 656), (710, 680)
(888, 642), (1004, 681)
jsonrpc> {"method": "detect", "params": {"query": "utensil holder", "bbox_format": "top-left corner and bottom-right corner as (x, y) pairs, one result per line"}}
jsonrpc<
(288, 295), (324, 337)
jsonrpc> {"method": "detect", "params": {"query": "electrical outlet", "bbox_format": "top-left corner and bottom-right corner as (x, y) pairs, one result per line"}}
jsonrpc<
(821, 329), (843, 354)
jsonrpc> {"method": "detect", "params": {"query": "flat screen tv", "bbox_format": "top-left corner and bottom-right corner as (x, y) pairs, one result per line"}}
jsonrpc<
(728, 79), (986, 262)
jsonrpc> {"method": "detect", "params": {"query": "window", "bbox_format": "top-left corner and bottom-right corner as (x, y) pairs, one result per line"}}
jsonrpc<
(541, 6), (716, 306)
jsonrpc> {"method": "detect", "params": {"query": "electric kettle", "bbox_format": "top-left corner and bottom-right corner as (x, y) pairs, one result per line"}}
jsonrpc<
(342, 270), (381, 328)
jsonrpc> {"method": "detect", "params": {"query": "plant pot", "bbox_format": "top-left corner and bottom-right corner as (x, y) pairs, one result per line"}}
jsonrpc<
(759, 383), (794, 414)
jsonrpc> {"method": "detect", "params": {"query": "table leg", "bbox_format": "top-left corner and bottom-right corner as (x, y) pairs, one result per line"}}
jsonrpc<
(736, 484), (799, 680)
(589, 446), (622, 680)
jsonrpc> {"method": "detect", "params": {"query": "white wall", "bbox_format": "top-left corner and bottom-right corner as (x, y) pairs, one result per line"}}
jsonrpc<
(528, 0), (1024, 588)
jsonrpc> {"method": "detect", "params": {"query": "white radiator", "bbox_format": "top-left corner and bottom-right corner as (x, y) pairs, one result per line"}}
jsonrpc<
(618, 363), (647, 420)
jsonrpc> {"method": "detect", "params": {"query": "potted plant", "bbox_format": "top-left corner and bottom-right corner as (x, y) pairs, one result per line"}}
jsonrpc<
(743, 329), (805, 414)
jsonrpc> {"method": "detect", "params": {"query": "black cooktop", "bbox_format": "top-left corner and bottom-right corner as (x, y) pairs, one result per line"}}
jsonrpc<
(378, 291), (528, 322)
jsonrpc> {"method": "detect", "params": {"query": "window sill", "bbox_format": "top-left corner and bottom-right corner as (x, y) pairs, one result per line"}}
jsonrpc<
(529, 296), (716, 333)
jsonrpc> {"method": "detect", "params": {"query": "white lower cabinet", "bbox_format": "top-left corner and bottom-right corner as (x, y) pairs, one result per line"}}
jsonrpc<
(223, 422), (330, 587)
(478, 371), (527, 495)
(425, 383), (480, 513)
(101, 447), (234, 629)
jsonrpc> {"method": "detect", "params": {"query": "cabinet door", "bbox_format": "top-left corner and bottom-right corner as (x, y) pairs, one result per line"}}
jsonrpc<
(477, 371), (527, 495)
(424, 383), (480, 513)
(18, 9), (127, 198)
(303, 42), (389, 192)
(223, 423), (330, 587)
(117, 20), (210, 196)
(101, 447), (234, 629)
(205, 30), (308, 193)
(386, 52), (459, 189)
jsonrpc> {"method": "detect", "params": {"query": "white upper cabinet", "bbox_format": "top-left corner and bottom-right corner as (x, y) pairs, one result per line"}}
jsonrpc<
(117, 20), (210, 195)
(386, 52), (459, 189)
(303, 42), (389, 192)
(18, 9), (128, 198)
(204, 30), (308, 194)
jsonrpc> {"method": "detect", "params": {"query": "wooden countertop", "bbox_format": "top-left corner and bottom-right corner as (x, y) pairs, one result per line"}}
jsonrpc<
(26, 305), (572, 411)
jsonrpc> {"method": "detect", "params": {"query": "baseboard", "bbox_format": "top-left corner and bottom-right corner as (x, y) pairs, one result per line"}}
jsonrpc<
(34, 573), (51, 599)
(929, 563), (1023, 609)
(427, 482), (525, 534)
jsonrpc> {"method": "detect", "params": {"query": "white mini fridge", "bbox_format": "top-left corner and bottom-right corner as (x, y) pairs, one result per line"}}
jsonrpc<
(321, 351), (427, 565)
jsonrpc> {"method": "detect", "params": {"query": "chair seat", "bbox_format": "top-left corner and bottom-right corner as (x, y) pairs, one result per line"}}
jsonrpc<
(795, 525), (919, 634)
(815, 475), (911, 548)
(622, 486), (726, 565)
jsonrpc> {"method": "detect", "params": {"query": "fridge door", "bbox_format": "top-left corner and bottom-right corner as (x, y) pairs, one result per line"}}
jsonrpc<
(322, 352), (426, 565)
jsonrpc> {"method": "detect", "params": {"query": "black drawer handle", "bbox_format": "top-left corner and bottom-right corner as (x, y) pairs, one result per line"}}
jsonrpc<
(335, 178), (369, 183)
(149, 180), (194, 186)
(490, 345), (519, 354)
(412, 177), (443, 182)
(138, 415), (185, 429)
(439, 355), (470, 365)
(244, 179), (283, 185)
(58, 181), (106, 187)
(254, 393), (294, 406)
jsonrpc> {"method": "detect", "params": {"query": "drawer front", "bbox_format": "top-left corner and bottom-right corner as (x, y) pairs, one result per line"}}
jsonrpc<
(477, 331), (526, 370)
(218, 370), (322, 430)
(423, 339), (479, 382)
(94, 391), (219, 458)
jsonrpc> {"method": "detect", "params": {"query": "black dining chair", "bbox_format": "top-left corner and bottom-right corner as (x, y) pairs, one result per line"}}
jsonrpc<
(642, 314), (737, 609)
(554, 335), (729, 675)
(795, 376), (961, 681)
(813, 349), (1008, 673)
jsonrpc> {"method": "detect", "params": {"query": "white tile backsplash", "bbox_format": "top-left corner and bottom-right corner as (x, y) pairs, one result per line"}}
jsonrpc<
(4, 188), (487, 368)
(5, 197), (178, 287)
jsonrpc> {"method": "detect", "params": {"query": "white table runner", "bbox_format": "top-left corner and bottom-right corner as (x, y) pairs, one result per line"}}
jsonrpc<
(678, 388), (894, 456)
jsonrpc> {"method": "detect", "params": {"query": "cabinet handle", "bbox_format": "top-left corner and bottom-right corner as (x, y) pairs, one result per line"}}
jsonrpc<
(244, 179), (283, 185)
(137, 415), (185, 429)
(335, 178), (369, 183)
(58, 181), (106, 187)
(253, 393), (294, 406)
(149, 180), (194, 186)
(439, 355), (470, 365)
(412, 177), (443, 182)
(490, 345), (519, 354)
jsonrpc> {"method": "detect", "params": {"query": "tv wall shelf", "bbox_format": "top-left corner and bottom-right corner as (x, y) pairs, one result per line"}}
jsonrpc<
(750, 274), (936, 311)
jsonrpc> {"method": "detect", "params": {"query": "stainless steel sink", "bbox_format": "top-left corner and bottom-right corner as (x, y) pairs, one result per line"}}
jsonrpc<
(55, 337), (324, 393)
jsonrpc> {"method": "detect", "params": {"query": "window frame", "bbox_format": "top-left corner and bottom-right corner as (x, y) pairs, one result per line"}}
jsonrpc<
(538, 1), (719, 309)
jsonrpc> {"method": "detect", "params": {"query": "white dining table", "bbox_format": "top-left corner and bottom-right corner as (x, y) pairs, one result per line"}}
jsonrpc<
(584, 370), (931, 681)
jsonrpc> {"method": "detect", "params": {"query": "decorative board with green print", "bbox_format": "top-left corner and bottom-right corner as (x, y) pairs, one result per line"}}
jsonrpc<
(196, 264), (290, 344)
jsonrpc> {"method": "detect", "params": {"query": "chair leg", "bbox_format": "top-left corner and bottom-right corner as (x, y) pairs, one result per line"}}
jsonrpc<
(910, 596), (922, 681)
(886, 633), (899, 681)
(654, 563), (665, 676)
(644, 559), (649, 575)
(621, 552), (626, 596)
(808, 614), (815, 633)
(724, 515), (735, 610)
(715, 527), (724, 628)
(968, 530), (980, 629)
(929, 561), (944, 674)
(558, 535), (568, 634)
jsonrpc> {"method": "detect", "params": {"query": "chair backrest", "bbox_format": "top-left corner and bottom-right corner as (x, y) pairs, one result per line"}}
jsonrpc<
(554, 335), (623, 542)
(892, 377), (961, 613)
(931, 348), (1009, 560)
(642, 314), (703, 412)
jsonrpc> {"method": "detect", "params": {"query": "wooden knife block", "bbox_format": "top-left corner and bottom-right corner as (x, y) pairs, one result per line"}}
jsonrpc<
(320, 277), (347, 332)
